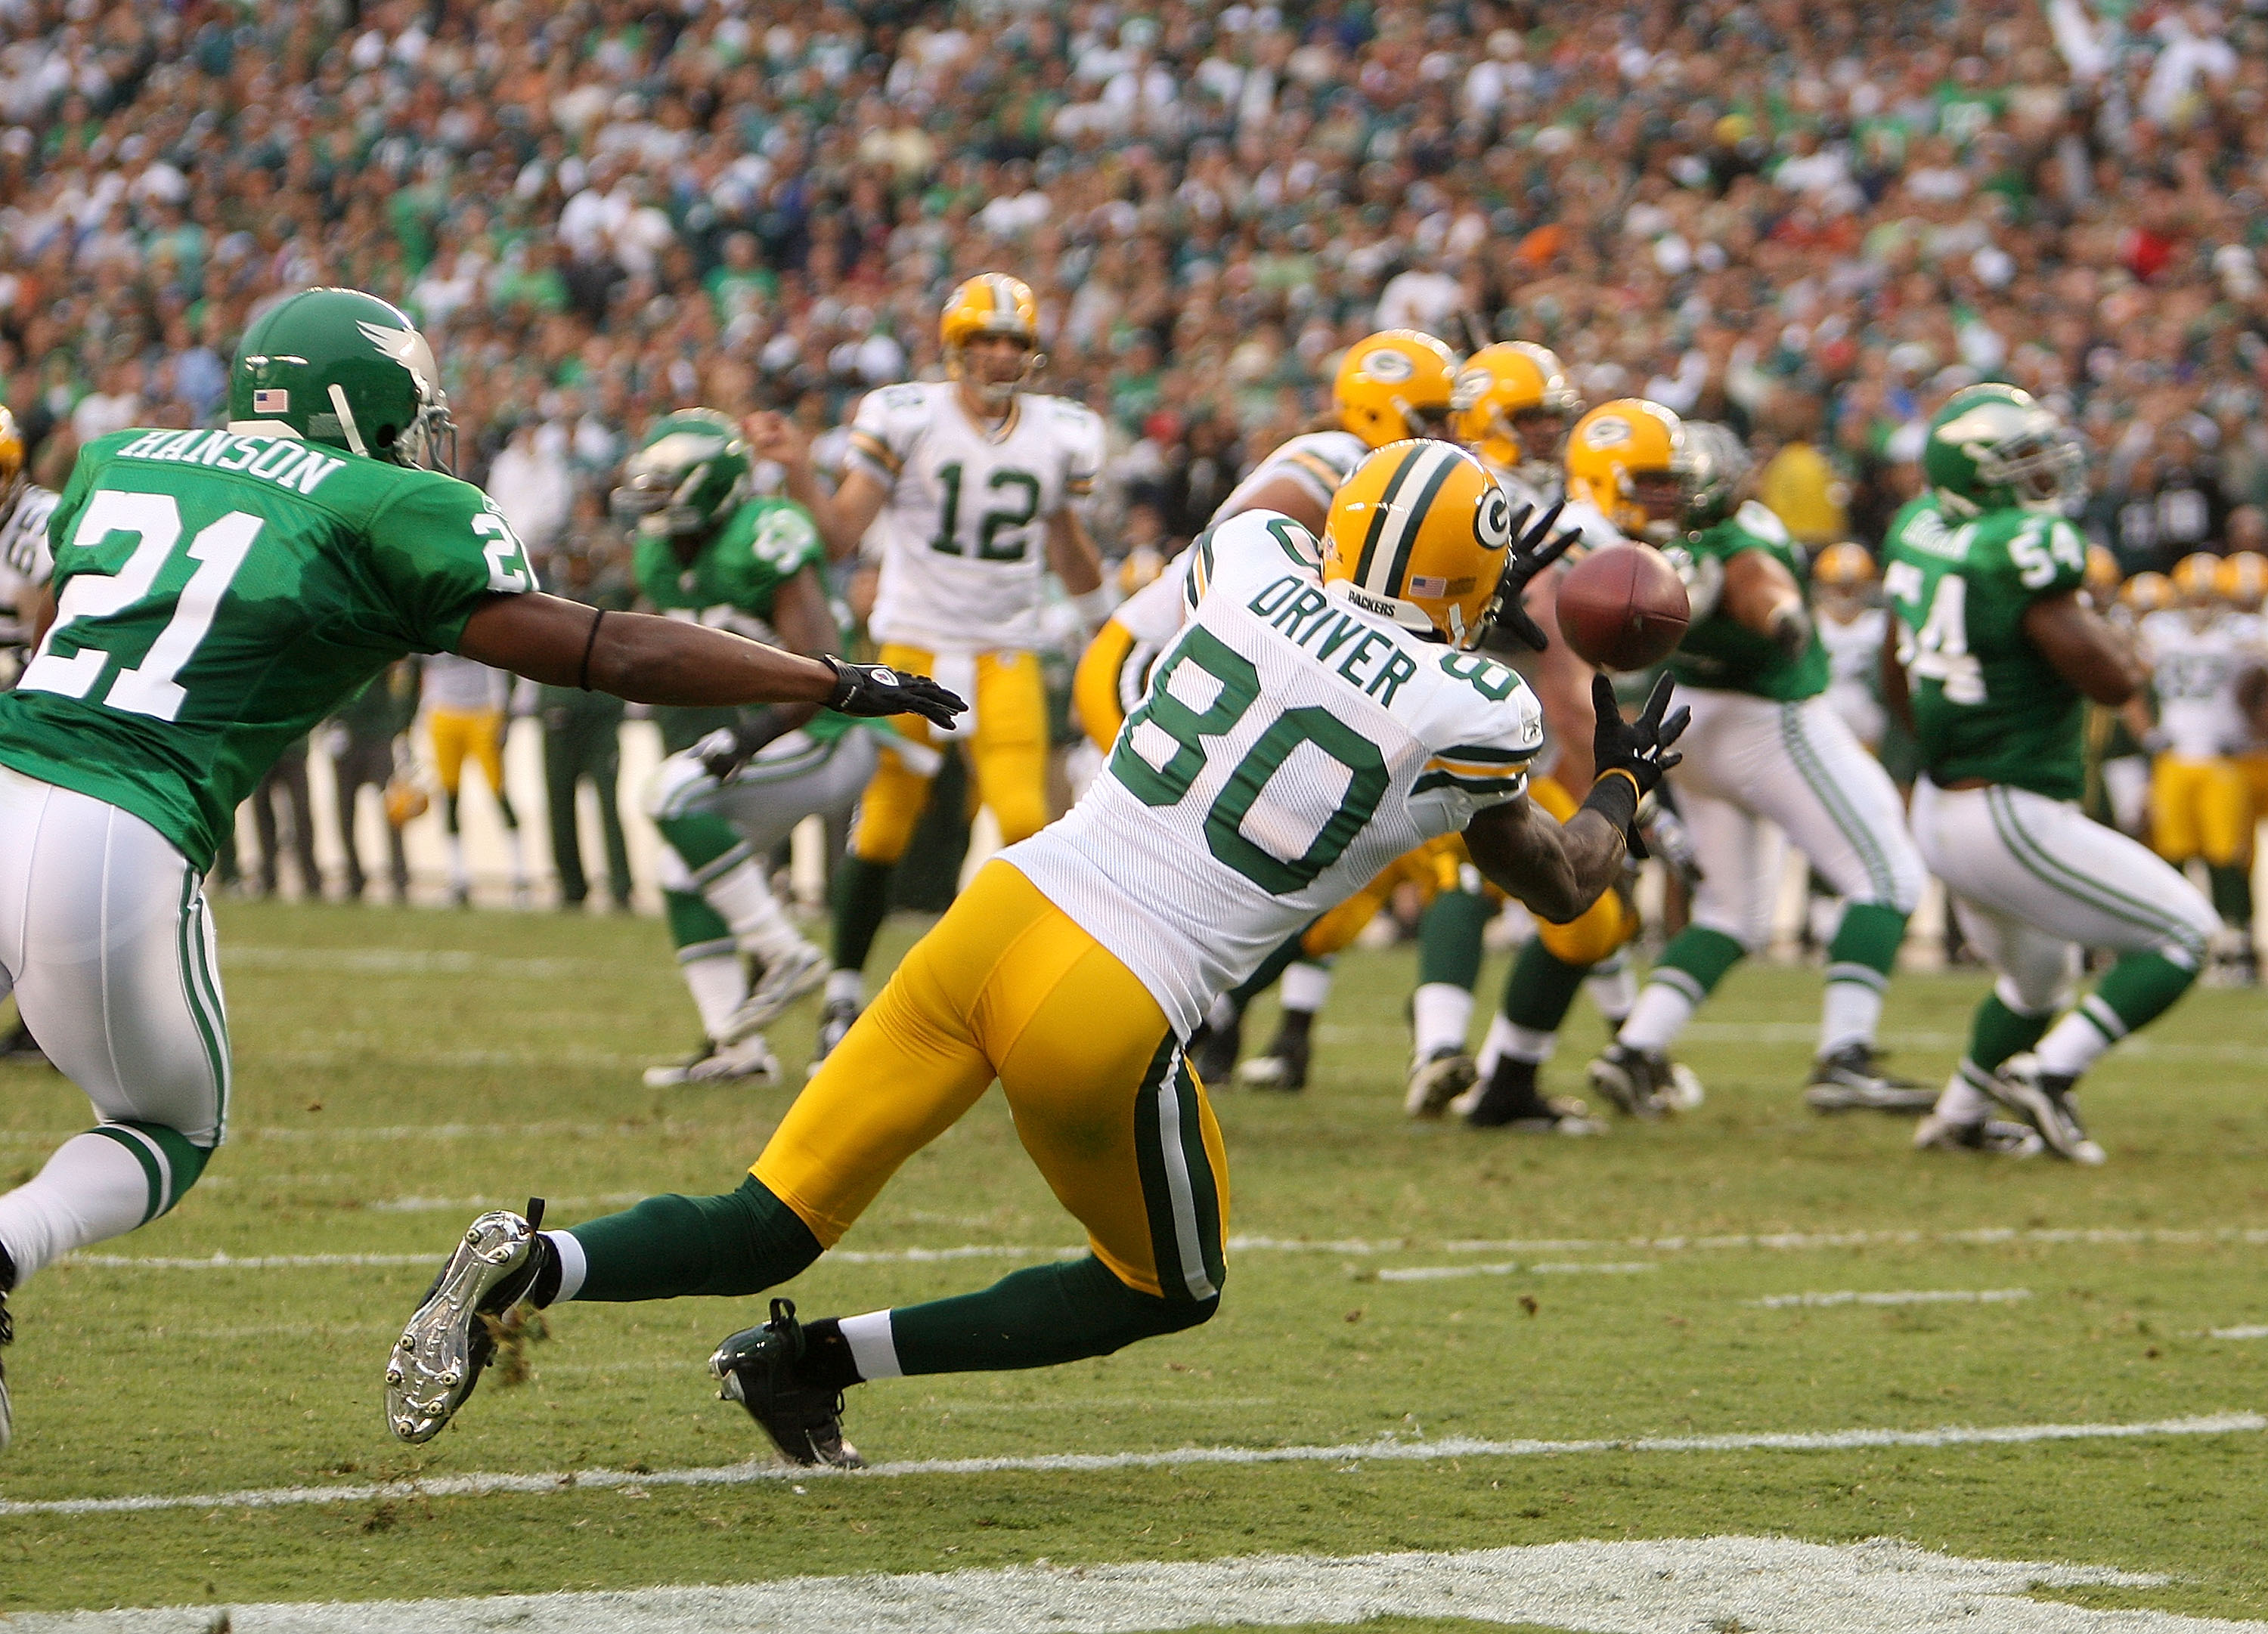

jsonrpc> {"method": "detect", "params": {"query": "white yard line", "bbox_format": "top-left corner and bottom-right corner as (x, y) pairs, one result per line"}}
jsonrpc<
(0, 1413), (2254, 1520)
(222, 946), (608, 980)
(1376, 1261), (1659, 1283)
(1749, 1288), (2034, 1309)
(2208, 1325), (2268, 1340)
(2, 1536), (2254, 1634)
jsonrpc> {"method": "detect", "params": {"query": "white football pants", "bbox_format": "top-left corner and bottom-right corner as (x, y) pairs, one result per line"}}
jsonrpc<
(0, 766), (229, 1146)
(1910, 777), (2217, 1010)
(1668, 690), (1925, 949)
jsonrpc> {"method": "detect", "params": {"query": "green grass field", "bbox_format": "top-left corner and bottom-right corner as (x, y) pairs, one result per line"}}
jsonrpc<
(2, 899), (2266, 1626)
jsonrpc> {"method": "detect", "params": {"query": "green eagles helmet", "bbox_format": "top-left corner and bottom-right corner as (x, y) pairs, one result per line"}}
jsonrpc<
(1924, 382), (2086, 515)
(230, 287), (455, 469)
(1679, 420), (1752, 532)
(612, 409), (752, 540)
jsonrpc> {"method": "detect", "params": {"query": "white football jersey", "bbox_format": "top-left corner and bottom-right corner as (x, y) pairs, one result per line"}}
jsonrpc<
(2139, 608), (2262, 759)
(420, 651), (509, 713)
(0, 484), (58, 648)
(1210, 429), (1368, 525)
(1007, 509), (1544, 1035)
(1817, 605), (1888, 750)
(849, 381), (1105, 654)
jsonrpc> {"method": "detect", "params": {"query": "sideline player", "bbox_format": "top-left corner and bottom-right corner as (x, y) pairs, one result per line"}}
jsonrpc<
(0, 286), (963, 1450)
(386, 442), (1689, 1465)
(0, 406), (58, 1067)
(1888, 385), (2217, 1161)
(1587, 414), (1930, 1118)
(751, 275), (1108, 1072)
(615, 410), (902, 1087)
(417, 650), (527, 905)
(2137, 553), (2260, 983)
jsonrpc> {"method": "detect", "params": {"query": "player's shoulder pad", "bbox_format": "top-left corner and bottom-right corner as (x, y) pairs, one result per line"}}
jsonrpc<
(1187, 509), (1321, 609)
(1730, 499), (1793, 546)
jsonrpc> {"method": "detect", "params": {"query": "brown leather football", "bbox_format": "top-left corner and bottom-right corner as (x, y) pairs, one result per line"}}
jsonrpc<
(1554, 544), (1690, 670)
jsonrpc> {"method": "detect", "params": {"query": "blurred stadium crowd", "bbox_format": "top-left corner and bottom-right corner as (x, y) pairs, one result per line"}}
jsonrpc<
(3, 0), (2266, 904)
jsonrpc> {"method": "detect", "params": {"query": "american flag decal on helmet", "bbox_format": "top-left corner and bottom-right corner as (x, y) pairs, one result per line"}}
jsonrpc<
(253, 388), (290, 413)
(1408, 574), (1449, 596)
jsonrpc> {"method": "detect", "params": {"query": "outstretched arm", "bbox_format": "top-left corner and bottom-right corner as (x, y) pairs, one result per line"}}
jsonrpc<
(1722, 546), (1811, 659)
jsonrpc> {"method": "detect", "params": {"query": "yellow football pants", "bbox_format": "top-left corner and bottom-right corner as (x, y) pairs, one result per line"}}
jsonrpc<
(1074, 620), (1139, 753)
(753, 861), (1230, 1302)
(852, 644), (1050, 863)
(2151, 754), (2252, 866)
(426, 708), (505, 797)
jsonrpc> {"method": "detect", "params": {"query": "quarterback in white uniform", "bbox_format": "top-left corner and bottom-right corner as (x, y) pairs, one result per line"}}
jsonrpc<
(387, 440), (1690, 1469)
(752, 274), (1109, 1069)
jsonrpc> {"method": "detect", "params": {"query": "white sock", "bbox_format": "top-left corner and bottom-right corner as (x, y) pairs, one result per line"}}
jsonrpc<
(1204, 992), (1238, 1031)
(0, 1131), (159, 1283)
(1280, 961), (1333, 1013)
(682, 953), (750, 1041)
(1818, 978), (1885, 1059)
(1934, 1066), (1997, 1125)
(445, 832), (469, 890)
(1411, 983), (1474, 1059)
(826, 968), (864, 1008)
(1616, 980), (1696, 1054)
(543, 1230), (587, 1303)
(2033, 998), (2121, 1080)
(1585, 959), (1637, 1025)
(706, 859), (804, 964)
(839, 1308), (903, 1380)
(1477, 1012), (1559, 1077)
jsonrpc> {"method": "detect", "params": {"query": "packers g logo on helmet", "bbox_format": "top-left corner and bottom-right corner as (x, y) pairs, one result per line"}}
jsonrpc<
(1565, 398), (1688, 542)
(1321, 440), (1511, 647)
(1334, 330), (1458, 450)
(1454, 342), (1579, 477)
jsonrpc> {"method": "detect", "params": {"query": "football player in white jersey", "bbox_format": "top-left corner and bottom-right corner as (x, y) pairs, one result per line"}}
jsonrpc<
(387, 441), (1690, 1465)
(2137, 552), (2264, 982)
(0, 407), (57, 1066)
(1813, 543), (1890, 752)
(751, 274), (1110, 1070)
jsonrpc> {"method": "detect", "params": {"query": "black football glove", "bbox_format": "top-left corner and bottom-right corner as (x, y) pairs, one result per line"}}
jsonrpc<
(1590, 671), (1690, 859)
(823, 654), (967, 729)
(1484, 499), (1583, 654)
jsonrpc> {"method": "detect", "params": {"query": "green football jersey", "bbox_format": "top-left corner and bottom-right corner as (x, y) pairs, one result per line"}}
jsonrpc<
(632, 495), (855, 750)
(0, 426), (537, 869)
(1882, 493), (2089, 799)
(1662, 500), (1830, 701)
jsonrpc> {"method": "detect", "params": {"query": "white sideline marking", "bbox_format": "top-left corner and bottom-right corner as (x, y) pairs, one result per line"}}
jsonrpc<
(1, 1537), (2251, 1634)
(0, 1413), (2254, 1520)
(1377, 1261), (1659, 1283)
(1750, 1288), (2033, 1309)
(2208, 1325), (2268, 1340)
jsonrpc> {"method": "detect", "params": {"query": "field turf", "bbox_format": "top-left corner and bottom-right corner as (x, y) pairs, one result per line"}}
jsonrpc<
(0, 898), (2264, 1625)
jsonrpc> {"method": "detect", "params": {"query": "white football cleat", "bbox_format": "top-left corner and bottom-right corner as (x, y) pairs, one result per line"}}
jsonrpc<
(643, 1034), (781, 1089)
(717, 940), (829, 1044)
(386, 1207), (545, 1444)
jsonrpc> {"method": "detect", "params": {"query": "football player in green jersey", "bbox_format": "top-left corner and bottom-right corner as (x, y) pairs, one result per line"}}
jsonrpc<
(0, 288), (963, 1451)
(1587, 420), (1931, 1119)
(1885, 384), (2217, 1163)
(618, 410), (919, 1088)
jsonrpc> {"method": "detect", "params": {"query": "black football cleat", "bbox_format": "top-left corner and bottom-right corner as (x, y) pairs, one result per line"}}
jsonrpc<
(710, 1298), (863, 1468)
(1802, 1042), (1938, 1114)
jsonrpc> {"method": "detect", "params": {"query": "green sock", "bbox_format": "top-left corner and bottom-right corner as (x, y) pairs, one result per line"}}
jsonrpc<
(658, 812), (748, 876)
(565, 1174), (820, 1303)
(2208, 864), (2253, 930)
(664, 889), (735, 959)
(1826, 902), (1907, 983)
(1501, 936), (1588, 1032)
(2090, 950), (2200, 1035)
(1651, 925), (1748, 1002)
(1966, 989), (2053, 1076)
(889, 1255), (1216, 1376)
(831, 856), (896, 975)
(1418, 889), (1489, 989)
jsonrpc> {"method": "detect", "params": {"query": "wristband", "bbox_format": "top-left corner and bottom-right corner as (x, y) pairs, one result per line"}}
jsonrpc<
(577, 608), (606, 691)
(1580, 767), (1641, 836)
(1070, 584), (1114, 629)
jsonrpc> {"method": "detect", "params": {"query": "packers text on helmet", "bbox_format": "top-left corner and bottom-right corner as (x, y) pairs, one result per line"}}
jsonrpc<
(1334, 330), (1459, 450)
(1565, 398), (1691, 543)
(1321, 439), (1515, 647)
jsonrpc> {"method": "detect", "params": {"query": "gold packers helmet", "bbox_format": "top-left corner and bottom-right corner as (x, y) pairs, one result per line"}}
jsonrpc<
(0, 405), (23, 505)
(2217, 550), (2268, 611)
(1334, 330), (1459, 449)
(940, 274), (1043, 404)
(1453, 341), (1581, 474)
(2124, 570), (2172, 616)
(1321, 439), (1515, 647)
(2084, 543), (2121, 602)
(2173, 550), (2222, 608)
(1565, 398), (1690, 542)
(1812, 541), (1876, 590)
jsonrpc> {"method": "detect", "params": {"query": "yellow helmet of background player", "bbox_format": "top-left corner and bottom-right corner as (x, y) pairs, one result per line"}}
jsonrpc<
(940, 274), (1043, 405)
(2084, 543), (2121, 600)
(2123, 571), (2172, 615)
(1565, 398), (1690, 543)
(2217, 550), (2268, 611)
(0, 405), (23, 505)
(1453, 341), (1581, 474)
(1321, 439), (1516, 648)
(2172, 551), (2222, 608)
(1812, 541), (1876, 590)
(1333, 330), (1459, 450)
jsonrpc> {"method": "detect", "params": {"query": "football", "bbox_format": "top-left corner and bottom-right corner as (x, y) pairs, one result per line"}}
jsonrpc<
(1554, 543), (1691, 670)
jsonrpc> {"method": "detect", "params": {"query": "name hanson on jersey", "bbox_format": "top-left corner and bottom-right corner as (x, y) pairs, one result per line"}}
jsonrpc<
(111, 429), (347, 496)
